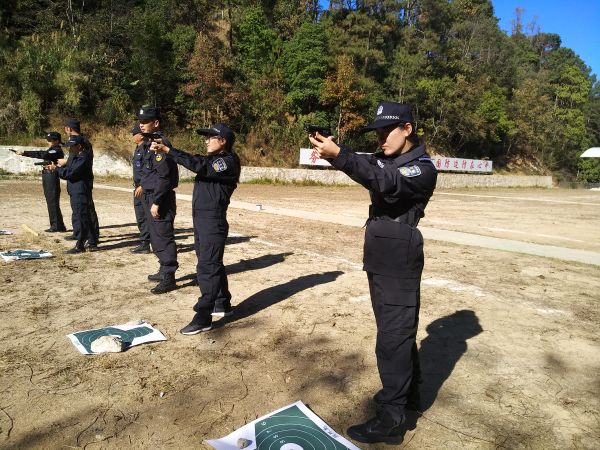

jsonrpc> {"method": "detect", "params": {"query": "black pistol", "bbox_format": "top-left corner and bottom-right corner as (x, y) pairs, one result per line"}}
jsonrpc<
(142, 132), (162, 142)
(35, 153), (60, 166)
(306, 125), (332, 138)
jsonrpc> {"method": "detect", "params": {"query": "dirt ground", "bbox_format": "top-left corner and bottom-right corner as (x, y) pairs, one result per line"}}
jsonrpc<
(0, 179), (599, 450)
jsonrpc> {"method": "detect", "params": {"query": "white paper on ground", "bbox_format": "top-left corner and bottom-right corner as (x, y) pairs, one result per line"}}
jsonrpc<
(205, 400), (361, 450)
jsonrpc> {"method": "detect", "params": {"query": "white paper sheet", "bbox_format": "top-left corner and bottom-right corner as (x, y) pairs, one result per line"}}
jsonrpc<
(67, 320), (167, 355)
(206, 401), (360, 450)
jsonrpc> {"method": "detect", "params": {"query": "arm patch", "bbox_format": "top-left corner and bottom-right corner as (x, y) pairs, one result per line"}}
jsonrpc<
(398, 165), (422, 177)
(212, 158), (228, 172)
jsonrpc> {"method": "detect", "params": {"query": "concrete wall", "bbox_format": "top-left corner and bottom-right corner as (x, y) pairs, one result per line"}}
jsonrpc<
(0, 145), (553, 188)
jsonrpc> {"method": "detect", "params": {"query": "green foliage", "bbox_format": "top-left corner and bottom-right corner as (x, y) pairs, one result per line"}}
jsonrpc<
(280, 21), (328, 114)
(234, 6), (278, 78)
(577, 158), (600, 183)
(18, 89), (42, 134)
(0, 0), (597, 175)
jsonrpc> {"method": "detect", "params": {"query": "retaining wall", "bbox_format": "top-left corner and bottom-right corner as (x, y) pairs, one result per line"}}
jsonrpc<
(0, 146), (553, 188)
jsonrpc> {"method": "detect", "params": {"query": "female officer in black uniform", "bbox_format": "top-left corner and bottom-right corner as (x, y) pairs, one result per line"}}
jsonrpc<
(15, 132), (66, 232)
(151, 123), (241, 335)
(309, 101), (437, 445)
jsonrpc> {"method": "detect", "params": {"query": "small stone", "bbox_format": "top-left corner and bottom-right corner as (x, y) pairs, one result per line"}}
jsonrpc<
(160, 391), (166, 398)
(90, 335), (124, 353)
(237, 438), (252, 449)
(125, 319), (145, 326)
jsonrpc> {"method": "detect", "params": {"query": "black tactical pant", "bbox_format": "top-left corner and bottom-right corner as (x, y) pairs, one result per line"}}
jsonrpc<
(41, 171), (65, 230)
(192, 212), (231, 325)
(368, 272), (421, 423)
(363, 219), (424, 423)
(133, 190), (150, 244)
(70, 193), (96, 249)
(88, 192), (100, 241)
(144, 190), (178, 274)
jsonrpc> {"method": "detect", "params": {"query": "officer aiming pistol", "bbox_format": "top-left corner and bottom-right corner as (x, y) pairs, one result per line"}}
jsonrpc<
(11, 132), (67, 232)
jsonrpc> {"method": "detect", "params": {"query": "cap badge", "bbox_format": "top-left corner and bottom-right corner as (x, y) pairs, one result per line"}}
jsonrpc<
(377, 105), (384, 115)
(140, 109), (144, 115)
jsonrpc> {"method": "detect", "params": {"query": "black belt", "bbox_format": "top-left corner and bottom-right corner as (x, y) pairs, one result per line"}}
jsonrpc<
(374, 215), (409, 223)
(370, 211), (420, 226)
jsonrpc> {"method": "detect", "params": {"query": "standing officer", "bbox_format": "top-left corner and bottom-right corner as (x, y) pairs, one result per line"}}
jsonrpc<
(14, 132), (67, 232)
(309, 101), (437, 445)
(64, 119), (100, 245)
(48, 135), (98, 253)
(151, 123), (240, 335)
(130, 123), (151, 254)
(138, 106), (179, 294)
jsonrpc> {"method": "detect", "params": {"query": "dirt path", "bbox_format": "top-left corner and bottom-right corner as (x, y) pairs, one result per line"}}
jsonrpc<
(96, 183), (600, 266)
(0, 180), (599, 449)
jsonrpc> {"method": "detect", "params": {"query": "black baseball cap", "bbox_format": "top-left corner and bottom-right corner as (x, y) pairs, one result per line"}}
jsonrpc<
(64, 118), (81, 133)
(131, 123), (142, 135)
(64, 135), (84, 147)
(361, 101), (414, 132)
(137, 106), (161, 121)
(196, 123), (235, 145)
(46, 131), (62, 142)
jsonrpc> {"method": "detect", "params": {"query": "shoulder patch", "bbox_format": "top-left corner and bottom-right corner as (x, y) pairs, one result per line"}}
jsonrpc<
(399, 165), (422, 177)
(212, 157), (227, 173)
(155, 154), (163, 162)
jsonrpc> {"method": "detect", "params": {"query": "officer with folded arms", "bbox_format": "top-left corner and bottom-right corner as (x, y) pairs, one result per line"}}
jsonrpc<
(14, 132), (67, 233)
(309, 101), (437, 445)
(47, 135), (98, 254)
(130, 123), (151, 254)
(151, 123), (240, 335)
(138, 106), (179, 294)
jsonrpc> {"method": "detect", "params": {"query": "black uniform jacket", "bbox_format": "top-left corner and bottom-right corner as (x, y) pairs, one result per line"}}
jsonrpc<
(22, 145), (64, 163)
(330, 144), (437, 278)
(56, 151), (93, 195)
(168, 148), (240, 214)
(140, 132), (178, 205)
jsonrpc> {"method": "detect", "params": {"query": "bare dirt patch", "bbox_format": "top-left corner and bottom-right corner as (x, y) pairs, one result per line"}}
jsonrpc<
(0, 180), (599, 449)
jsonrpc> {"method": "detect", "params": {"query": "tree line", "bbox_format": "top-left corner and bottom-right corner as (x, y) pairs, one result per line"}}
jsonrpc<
(1, 0), (599, 180)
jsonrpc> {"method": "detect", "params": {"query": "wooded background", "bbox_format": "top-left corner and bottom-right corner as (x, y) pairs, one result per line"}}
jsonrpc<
(1, 1), (599, 180)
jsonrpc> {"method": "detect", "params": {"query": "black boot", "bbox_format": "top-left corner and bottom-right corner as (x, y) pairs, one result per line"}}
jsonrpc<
(151, 273), (176, 294)
(180, 313), (213, 335)
(130, 243), (151, 254)
(347, 412), (405, 444)
(147, 272), (165, 281)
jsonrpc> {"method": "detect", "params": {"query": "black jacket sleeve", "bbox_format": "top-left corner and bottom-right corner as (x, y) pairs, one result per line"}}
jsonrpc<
(169, 148), (240, 184)
(22, 150), (49, 160)
(57, 153), (88, 182)
(330, 147), (437, 201)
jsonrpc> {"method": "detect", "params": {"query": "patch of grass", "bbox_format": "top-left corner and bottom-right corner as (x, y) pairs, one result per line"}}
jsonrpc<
(0, 170), (40, 180)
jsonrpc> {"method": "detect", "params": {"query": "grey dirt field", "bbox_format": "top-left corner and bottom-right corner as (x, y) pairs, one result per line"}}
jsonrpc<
(0, 180), (599, 449)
